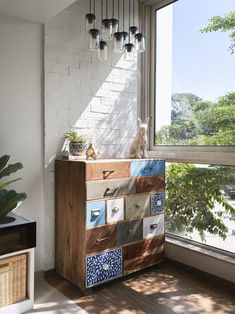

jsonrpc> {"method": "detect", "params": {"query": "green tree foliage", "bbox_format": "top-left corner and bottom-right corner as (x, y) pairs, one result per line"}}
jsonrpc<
(200, 11), (235, 54)
(166, 164), (235, 241)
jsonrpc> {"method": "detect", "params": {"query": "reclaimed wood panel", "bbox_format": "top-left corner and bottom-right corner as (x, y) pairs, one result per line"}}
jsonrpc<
(136, 176), (165, 193)
(86, 161), (130, 181)
(86, 225), (117, 254)
(125, 193), (150, 219)
(117, 219), (142, 246)
(86, 178), (136, 200)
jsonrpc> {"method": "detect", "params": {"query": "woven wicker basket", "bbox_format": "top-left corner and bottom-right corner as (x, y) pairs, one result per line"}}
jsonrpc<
(0, 253), (27, 308)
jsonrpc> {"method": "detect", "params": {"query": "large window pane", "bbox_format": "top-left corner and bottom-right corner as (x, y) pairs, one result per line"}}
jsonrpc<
(166, 163), (235, 253)
(155, 0), (235, 146)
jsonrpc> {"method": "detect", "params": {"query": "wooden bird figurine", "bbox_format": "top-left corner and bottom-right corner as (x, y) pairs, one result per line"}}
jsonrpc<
(86, 143), (100, 160)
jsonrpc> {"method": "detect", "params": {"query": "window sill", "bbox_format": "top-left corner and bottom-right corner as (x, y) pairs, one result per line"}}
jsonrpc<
(166, 234), (235, 265)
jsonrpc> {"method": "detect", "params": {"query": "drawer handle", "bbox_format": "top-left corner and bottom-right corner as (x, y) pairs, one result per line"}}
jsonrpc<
(147, 182), (154, 188)
(91, 209), (100, 217)
(96, 237), (108, 243)
(150, 223), (158, 230)
(103, 169), (115, 179)
(112, 206), (119, 213)
(144, 166), (153, 172)
(104, 188), (118, 197)
(145, 250), (154, 256)
(128, 228), (133, 234)
(135, 204), (140, 209)
(102, 263), (110, 271)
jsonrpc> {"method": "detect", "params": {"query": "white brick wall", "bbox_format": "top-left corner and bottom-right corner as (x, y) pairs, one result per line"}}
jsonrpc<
(44, 0), (139, 269)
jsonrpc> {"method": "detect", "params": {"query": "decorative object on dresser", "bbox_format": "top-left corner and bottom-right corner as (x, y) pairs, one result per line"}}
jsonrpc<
(86, 143), (101, 160)
(0, 155), (27, 223)
(0, 214), (36, 314)
(129, 118), (149, 159)
(55, 158), (165, 293)
(64, 129), (89, 156)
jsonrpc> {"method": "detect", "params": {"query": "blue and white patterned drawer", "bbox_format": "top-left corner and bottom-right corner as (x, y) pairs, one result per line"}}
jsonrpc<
(130, 160), (165, 177)
(86, 248), (122, 287)
(151, 192), (165, 214)
(86, 200), (105, 228)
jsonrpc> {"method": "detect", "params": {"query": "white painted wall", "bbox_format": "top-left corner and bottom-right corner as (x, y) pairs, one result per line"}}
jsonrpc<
(44, 0), (140, 269)
(0, 13), (44, 271)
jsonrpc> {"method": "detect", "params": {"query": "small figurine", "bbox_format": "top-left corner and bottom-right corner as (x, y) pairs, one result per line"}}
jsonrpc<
(86, 143), (101, 160)
(129, 117), (149, 159)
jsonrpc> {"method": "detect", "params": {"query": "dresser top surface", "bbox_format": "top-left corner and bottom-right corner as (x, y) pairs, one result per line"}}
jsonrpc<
(56, 158), (164, 163)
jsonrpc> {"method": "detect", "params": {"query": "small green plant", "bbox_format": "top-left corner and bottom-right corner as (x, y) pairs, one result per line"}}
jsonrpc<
(64, 129), (88, 143)
(0, 155), (27, 220)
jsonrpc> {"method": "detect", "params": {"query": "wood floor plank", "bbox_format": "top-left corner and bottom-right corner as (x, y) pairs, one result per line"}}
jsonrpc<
(45, 263), (235, 314)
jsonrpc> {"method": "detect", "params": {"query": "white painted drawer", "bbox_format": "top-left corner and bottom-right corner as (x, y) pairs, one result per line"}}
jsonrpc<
(143, 214), (164, 239)
(107, 198), (124, 223)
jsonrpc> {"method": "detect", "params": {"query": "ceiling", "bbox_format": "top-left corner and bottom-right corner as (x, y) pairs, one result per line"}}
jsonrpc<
(0, 0), (77, 23)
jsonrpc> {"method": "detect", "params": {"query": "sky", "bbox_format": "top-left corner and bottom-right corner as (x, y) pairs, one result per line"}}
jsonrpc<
(171, 0), (235, 101)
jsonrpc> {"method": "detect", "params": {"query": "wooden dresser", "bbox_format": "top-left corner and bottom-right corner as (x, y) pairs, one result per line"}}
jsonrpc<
(55, 159), (165, 292)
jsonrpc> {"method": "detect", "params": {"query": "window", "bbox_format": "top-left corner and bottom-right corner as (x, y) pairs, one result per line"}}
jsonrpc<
(142, 0), (235, 256)
(151, 0), (235, 148)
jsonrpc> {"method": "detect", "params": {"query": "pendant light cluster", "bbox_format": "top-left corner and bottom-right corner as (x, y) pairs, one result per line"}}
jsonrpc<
(85, 0), (145, 61)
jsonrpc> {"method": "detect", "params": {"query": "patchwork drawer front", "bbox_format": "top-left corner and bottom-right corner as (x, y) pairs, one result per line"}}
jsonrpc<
(124, 251), (165, 275)
(136, 176), (165, 193)
(86, 178), (136, 200)
(86, 225), (117, 254)
(125, 194), (150, 219)
(86, 162), (130, 181)
(151, 192), (165, 214)
(107, 198), (124, 223)
(123, 235), (165, 261)
(86, 248), (122, 287)
(86, 200), (105, 228)
(143, 214), (164, 239)
(117, 219), (142, 246)
(131, 160), (165, 177)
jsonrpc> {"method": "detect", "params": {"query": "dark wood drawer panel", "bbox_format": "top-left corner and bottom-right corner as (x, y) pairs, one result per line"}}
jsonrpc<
(124, 251), (165, 275)
(123, 235), (165, 261)
(125, 193), (150, 219)
(86, 225), (117, 254)
(136, 176), (165, 193)
(117, 219), (142, 246)
(86, 161), (130, 181)
(86, 178), (136, 200)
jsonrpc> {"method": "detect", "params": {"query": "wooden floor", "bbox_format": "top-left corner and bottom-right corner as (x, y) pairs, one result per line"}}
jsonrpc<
(45, 262), (235, 314)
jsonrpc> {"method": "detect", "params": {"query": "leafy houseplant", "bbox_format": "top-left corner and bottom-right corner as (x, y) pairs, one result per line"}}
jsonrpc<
(64, 129), (88, 156)
(0, 155), (27, 222)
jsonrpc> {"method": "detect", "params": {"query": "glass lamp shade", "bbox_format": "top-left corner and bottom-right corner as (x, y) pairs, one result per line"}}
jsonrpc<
(129, 26), (138, 44)
(135, 33), (145, 53)
(124, 43), (135, 61)
(85, 13), (96, 32)
(89, 29), (100, 50)
(122, 31), (129, 46)
(102, 19), (112, 41)
(97, 41), (108, 61)
(110, 18), (119, 36)
(113, 32), (124, 53)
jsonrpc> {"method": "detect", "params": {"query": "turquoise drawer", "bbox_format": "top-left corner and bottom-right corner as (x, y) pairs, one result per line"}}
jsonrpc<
(130, 160), (165, 177)
(86, 200), (105, 228)
(86, 248), (122, 287)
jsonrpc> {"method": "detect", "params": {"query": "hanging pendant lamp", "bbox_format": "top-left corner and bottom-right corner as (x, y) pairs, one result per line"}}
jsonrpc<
(135, 0), (145, 53)
(102, 0), (112, 41)
(113, 0), (124, 53)
(121, 0), (129, 48)
(88, 0), (100, 50)
(98, 0), (108, 60)
(110, 0), (118, 37)
(129, 0), (138, 44)
(124, 0), (134, 60)
(85, 0), (96, 32)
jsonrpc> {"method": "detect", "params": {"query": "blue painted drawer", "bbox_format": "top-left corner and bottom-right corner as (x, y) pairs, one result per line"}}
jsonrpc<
(86, 248), (122, 287)
(151, 192), (165, 214)
(130, 160), (165, 177)
(86, 200), (105, 228)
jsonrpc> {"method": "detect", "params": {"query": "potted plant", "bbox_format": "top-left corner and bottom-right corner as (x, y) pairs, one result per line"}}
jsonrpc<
(64, 129), (89, 156)
(0, 155), (27, 224)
